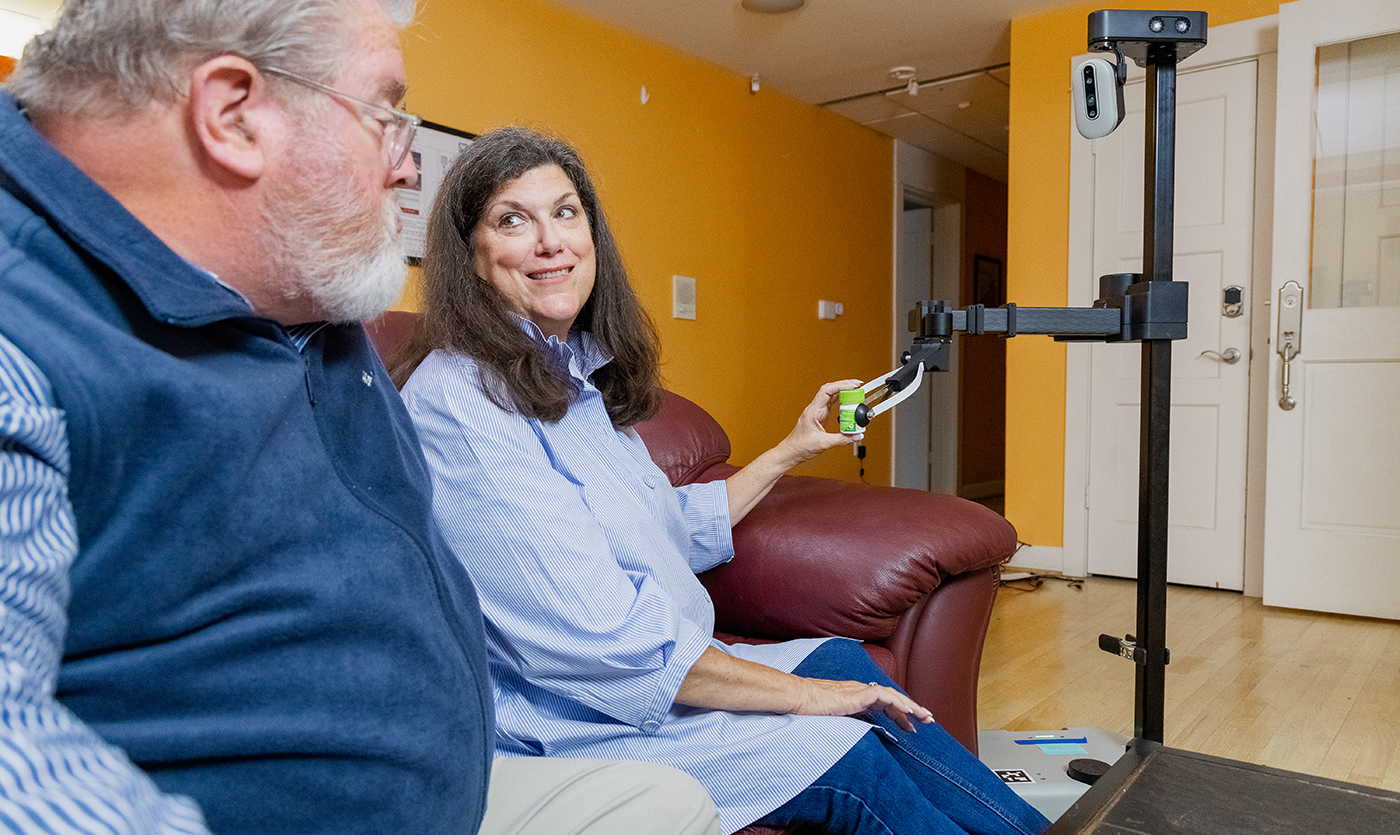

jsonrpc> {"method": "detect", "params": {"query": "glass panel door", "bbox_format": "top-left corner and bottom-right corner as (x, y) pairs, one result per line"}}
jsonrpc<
(1310, 31), (1400, 308)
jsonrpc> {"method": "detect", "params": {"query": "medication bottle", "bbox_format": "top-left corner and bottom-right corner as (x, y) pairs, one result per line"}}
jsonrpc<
(838, 388), (864, 434)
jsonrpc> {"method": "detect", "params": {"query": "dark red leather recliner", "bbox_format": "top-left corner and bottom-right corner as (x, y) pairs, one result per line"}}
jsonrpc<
(366, 311), (1017, 832)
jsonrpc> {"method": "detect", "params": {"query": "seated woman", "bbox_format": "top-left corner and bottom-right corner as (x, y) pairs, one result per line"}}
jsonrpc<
(392, 126), (1049, 835)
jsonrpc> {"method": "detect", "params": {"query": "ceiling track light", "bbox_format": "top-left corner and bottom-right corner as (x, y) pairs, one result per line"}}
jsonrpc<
(741, 0), (805, 13)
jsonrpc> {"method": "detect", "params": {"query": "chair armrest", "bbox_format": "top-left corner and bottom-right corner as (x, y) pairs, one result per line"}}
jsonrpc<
(698, 475), (1015, 642)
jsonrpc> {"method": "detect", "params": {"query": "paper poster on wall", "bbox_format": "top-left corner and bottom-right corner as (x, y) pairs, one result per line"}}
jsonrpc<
(397, 119), (476, 263)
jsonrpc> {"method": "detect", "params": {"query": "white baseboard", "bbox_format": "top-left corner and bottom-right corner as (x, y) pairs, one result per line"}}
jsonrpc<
(1004, 544), (1067, 575)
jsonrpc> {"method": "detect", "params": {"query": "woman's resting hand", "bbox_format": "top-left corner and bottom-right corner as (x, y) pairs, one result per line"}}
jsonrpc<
(675, 647), (933, 733)
(792, 678), (934, 733)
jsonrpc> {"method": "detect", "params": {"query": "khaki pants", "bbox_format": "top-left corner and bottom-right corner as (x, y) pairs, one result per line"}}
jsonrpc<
(481, 758), (721, 835)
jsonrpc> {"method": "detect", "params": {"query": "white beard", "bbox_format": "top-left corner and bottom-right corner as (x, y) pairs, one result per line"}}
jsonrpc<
(262, 142), (407, 324)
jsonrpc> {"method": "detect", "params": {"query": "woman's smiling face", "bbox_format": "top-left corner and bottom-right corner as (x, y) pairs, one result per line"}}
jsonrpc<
(473, 164), (597, 340)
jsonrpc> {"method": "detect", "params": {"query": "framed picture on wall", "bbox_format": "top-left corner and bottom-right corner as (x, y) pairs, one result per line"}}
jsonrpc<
(396, 119), (477, 264)
(973, 255), (1004, 308)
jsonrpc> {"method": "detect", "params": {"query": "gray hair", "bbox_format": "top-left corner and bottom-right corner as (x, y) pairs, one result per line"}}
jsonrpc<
(6, 0), (415, 119)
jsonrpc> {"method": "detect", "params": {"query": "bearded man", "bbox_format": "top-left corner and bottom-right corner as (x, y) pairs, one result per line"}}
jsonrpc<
(0, 2), (718, 834)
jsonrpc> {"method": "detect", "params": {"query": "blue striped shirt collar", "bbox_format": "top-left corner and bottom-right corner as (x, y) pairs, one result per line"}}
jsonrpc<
(512, 315), (612, 381)
(286, 322), (331, 352)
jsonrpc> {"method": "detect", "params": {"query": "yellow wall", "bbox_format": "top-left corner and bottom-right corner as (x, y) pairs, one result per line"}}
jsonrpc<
(1005, 0), (1283, 545)
(400, 0), (895, 483)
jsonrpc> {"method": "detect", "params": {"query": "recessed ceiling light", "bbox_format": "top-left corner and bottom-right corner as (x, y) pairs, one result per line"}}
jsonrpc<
(741, 0), (805, 13)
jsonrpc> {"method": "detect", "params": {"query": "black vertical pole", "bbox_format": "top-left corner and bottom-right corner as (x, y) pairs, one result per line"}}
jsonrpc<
(1136, 45), (1177, 744)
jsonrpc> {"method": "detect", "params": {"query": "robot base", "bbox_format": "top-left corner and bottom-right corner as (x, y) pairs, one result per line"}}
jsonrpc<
(977, 728), (1129, 821)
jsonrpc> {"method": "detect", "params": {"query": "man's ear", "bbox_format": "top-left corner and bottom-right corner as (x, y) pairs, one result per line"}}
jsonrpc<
(188, 56), (274, 182)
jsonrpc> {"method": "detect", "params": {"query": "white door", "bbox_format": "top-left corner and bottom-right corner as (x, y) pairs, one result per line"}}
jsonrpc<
(1082, 60), (1258, 589)
(1263, 0), (1400, 620)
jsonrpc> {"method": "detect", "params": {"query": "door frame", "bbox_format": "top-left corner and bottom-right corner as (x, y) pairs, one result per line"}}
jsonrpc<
(1062, 14), (1279, 592)
(892, 142), (964, 492)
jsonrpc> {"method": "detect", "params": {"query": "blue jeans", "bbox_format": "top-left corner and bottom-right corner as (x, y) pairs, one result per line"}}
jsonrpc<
(753, 639), (1049, 835)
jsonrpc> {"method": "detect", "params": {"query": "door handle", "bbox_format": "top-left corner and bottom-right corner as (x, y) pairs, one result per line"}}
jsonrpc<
(1200, 348), (1241, 364)
(1276, 280), (1303, 410)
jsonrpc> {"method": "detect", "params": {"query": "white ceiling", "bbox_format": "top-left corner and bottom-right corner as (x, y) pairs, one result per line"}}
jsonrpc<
(0, 0), (58, 58)
(544, 0), (1066, 181)
(0, 0), (56, 16)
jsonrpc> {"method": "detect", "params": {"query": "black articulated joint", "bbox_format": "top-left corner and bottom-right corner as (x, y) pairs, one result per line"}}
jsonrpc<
(1121, 280), (1188, 342)
(1095, 273), (1139, 309)
(907, 339), (952, 373)
(854, 402), (871, 428)
(908, 299), (956, 341)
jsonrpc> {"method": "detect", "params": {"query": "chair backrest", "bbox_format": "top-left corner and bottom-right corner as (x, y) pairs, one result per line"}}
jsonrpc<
(634, 391), (736, 486)
(365, 310), (419, 366)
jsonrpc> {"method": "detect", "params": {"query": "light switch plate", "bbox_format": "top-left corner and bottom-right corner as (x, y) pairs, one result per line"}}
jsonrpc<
(673, 275), (696, 320)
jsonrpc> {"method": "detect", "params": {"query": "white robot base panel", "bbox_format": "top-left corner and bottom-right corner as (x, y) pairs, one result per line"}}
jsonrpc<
(977, 728), (1128, 821)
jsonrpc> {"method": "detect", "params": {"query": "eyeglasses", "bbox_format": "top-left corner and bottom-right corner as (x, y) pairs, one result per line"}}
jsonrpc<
(261, 66), (420, 170)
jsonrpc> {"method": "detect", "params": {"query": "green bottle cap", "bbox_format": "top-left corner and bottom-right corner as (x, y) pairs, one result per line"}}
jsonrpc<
(838, 388), (865, 404)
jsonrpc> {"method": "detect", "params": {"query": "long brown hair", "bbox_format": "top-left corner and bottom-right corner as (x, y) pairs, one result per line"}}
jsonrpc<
(390, 127), (661, 427)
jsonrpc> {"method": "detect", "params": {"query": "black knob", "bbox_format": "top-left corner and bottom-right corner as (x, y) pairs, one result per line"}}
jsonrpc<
(1067, 758), (1112, 786)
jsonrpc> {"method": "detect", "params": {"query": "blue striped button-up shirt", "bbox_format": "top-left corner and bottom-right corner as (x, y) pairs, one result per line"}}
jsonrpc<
(0, 323), (332, 834)
(402, 325), (868, 835)
(0, 332), (209, 834)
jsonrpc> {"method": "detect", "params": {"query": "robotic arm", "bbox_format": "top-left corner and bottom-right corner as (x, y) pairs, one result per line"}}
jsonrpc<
(852, 276), (1187, 431)
(843, 8), (1208, 741)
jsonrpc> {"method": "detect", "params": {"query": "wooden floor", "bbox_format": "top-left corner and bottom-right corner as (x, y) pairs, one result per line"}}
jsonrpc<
(976, 574), (1400, 793)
